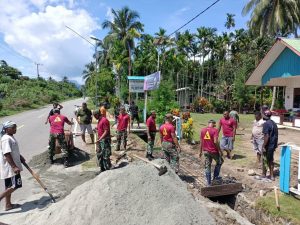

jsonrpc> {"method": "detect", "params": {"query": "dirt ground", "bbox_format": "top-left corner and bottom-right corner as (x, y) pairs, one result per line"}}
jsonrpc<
(1, 119), (299, 224)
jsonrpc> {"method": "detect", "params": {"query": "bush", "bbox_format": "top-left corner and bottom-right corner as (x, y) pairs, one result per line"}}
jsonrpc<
(211, 99), (229, 113)
(148, 79), (179, 124)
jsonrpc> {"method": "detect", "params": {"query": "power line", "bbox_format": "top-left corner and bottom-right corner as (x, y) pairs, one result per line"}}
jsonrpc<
(167, 0), (221, 38)
(65, 25), (95, 47)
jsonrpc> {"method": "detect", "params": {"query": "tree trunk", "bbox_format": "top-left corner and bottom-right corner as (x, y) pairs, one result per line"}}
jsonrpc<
(270, 86), (277, 111)
(127, 42), (131, 76)
(201, 56), (204, 98)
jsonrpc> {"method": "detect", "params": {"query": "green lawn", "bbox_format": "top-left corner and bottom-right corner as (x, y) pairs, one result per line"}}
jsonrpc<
(256, 193), (300, 224)
(191, 113), (256, 167)
(191, 113), (254, 141)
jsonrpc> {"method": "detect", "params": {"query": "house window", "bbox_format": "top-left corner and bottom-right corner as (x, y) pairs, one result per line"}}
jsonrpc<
(293, 88), (300, 108)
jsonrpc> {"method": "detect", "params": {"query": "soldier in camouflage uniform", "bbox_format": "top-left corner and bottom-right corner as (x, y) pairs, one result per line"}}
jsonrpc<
(48, 109), (73, 167)
(146, 111), (157, 160)
(96, 107), (112, 171)
(160, 114), (181, 173)
(116, 106), (130, 151)
(199, 120), (223, 186)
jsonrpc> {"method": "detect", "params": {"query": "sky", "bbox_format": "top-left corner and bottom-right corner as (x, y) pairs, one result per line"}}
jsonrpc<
(0, 0), (250, 84)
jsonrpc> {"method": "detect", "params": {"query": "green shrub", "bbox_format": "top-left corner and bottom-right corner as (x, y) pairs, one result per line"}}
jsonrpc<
(148, 79), (179, 124)
(211, 99), (228, 113)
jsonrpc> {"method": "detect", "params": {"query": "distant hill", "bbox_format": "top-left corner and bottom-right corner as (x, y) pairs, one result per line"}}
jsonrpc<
(0, 60), (82, 116)
(69, 79), (82, 89)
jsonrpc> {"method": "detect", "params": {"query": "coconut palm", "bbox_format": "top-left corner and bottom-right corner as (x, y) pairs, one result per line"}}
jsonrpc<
(102, 6), (144, 76)
(225, 13), (236, 30)
(242, 0), (300, 37)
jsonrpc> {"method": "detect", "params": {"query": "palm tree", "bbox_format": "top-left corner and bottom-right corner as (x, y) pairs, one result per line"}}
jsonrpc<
(242, 0), (300, 37)
(102, 6), (144, 76)
(225, 13), (235, 30)
(196, 27), (215, 97)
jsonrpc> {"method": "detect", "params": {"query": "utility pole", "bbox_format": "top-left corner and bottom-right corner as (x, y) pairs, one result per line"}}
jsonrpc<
(90, 36), (101, 107)
(35, 62), (42, 78)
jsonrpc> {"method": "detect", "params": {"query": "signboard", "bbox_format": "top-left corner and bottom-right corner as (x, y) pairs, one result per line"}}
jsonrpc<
(129, 79), (144, 93)
(144, 71), (160, 91)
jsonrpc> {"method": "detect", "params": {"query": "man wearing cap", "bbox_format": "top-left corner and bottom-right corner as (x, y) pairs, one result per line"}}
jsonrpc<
(75, 102), (94, 144)
(160, 114), (181, 173)
(0, 121), (25, 211)
(96, 107), (112, 172)
(116, 106), (130, 151)
(218, 111), (237, 159)
(146, 111), (157, 160)
(262, 110), (278, 181)
(48, 109), (74, 167)
(199, 120), (223, 186)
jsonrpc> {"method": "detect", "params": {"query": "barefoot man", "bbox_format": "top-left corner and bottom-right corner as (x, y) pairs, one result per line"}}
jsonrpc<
(0, 121), (26, 211)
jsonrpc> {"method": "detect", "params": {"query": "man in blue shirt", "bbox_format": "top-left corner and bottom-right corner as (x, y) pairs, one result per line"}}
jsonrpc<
(262, 110), (278, 181)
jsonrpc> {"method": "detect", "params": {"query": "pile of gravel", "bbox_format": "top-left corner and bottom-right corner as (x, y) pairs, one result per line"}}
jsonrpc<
(15, 160), (215, 225)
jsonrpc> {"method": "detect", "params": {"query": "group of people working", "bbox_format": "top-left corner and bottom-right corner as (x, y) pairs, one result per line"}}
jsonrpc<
(0, 101), (279, 212)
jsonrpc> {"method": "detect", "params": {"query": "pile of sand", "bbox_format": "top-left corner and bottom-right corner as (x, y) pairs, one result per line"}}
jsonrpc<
(14, 160), (215, 225)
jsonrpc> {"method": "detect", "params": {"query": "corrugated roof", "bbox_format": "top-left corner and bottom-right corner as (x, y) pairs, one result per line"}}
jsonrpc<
(280, 38), (300, 56)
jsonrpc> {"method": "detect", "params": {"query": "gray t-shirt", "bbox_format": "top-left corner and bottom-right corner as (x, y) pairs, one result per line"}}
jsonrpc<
(0, 134), (22, 179)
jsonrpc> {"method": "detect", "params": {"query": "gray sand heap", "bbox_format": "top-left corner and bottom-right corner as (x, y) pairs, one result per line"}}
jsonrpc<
(15, 160), (215, 225)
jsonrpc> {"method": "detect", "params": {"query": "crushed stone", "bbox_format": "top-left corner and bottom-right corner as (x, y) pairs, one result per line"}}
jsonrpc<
(15, 160), (216, 225)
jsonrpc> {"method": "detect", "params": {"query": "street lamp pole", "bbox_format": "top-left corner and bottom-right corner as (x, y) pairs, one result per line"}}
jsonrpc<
(65, 25), (101, 106)
(90, 36), (101, 107)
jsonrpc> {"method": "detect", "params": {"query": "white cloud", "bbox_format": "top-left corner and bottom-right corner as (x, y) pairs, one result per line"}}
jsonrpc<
(174, 7), (190, 16)
(164, 6), (191, 35)
(0, 0), (99, 79)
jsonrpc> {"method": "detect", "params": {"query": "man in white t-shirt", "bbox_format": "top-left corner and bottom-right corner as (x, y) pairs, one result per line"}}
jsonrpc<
(0, 121), (26, 211)
(251, 112), (265, 167)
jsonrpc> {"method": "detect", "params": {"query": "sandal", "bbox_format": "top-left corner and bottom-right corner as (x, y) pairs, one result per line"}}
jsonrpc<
(5, 203), (21, 211)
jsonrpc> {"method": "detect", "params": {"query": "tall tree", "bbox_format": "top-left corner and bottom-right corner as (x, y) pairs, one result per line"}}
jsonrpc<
(225, 13), (236, 30)
(242, 0), (300, 37)
(102, 6), (144, 76)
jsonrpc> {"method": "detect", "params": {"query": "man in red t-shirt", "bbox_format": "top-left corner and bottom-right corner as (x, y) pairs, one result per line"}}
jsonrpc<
(146, 111), (157, 160)
(116, 106), (130, 151)
(160, 114), (181, 173)
(200, 120), (223, 186)
(218, 111), (237, 159)
(96, 107), (112, 172)
(48, 109), (73, 167)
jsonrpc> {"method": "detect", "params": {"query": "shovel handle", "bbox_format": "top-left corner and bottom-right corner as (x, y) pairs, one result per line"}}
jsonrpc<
(274, 186), (280, 211)
(22, 161), (47, 190)
(132, 154), (161, 169)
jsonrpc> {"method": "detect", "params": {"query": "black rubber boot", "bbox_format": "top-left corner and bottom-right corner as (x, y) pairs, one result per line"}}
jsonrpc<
(49, 157), (54, 164)
(63, 158), (70, 168)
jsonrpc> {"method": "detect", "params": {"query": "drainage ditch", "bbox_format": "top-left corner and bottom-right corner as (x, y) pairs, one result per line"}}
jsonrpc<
(133, 133), (293, 225)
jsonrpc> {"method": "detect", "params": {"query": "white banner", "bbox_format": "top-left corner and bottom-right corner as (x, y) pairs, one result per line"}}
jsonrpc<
(129, 80), (144, 93)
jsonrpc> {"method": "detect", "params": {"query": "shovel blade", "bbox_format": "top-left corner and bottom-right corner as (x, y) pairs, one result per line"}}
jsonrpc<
(158, 166), (168, 176)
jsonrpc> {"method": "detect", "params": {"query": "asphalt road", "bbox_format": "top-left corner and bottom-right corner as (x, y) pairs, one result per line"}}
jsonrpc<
(0, 97), (87, 161)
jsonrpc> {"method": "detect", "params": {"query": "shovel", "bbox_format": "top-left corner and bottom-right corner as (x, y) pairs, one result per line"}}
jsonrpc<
(132, 154), (167, 176)
(22, 161), (56, 203)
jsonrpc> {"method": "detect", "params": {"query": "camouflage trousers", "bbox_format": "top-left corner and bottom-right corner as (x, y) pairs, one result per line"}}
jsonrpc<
(147, 132), (156, 155)
(162, 141), (179, 173)
(97, 139), (112, 171)
(116, 130), (127, 151)
(48, 133), (69, 158)
(204, 152), (223, 183)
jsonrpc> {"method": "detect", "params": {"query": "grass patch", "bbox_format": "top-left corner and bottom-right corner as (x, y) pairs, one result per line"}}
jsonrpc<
(191, 113), (254, 141)
(81, 155), (97, 170)
(256, 192), (300, 224)
(191, 113), (256, 167)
